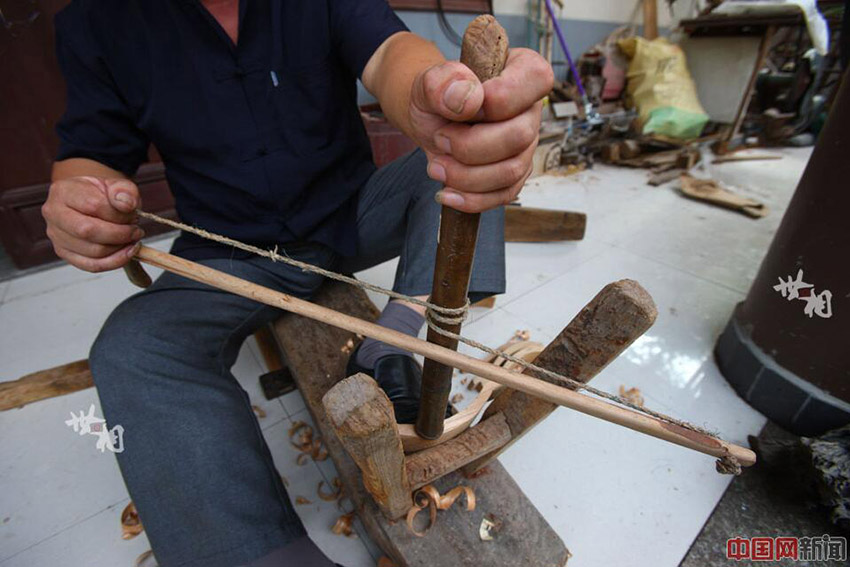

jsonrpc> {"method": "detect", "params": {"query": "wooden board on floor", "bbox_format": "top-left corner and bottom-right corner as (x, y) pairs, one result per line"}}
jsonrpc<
(505, 206), (586, 242)
(273, 281), (570, 567)
(1, 360), (93, 411)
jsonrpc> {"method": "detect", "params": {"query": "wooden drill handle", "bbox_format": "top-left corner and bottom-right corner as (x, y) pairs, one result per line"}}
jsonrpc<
(416, 15), (510, 440)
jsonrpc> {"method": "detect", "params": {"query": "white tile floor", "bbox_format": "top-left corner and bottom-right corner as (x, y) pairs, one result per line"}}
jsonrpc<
(0, 148), (811, 567)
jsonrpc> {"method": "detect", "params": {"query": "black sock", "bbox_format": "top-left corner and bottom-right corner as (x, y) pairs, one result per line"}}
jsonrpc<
(355, 301), (425, 369)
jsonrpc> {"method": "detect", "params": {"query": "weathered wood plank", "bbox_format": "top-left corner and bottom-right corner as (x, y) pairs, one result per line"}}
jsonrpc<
(273, 281), (569, 567)
(1, 360), (93, 411)
(505, 206), (586, 242)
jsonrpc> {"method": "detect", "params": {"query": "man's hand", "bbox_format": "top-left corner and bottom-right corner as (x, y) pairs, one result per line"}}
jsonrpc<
(42, 175), (144, 272)
(408, 48), (553, 213)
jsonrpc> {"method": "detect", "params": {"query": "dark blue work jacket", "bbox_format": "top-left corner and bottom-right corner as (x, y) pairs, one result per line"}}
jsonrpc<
(55, 0), (407, 257)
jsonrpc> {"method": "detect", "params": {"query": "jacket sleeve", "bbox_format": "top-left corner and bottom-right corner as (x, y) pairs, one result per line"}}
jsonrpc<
(54, 6), (149, 176)
(328, 0), (409, 79)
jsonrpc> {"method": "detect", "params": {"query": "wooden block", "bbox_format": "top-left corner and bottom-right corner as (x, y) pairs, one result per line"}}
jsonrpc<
(324, 374), (412, 519)
(1, 360), (93, 411)
(405, 412), (511, 491)
(253, 324), (285, 372)
(600, 142), (620, 163)
(462, 279), (657, 474)
(648, 168), (683, 186)
(619, 140), (642, 159)
(471, 296), (496, 309)
(675, 149), (699, 170)
(505, 206), (586, 242)
(273, 281), (569, 567)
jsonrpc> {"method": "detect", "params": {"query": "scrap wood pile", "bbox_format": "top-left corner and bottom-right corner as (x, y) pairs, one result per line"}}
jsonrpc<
(536, 0), (839, 205)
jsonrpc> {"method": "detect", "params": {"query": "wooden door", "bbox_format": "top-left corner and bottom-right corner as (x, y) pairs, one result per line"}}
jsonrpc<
(0, 0), (175, 269)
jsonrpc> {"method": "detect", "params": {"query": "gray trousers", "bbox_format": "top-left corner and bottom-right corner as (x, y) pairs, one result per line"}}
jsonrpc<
(89, 150), (505, 567)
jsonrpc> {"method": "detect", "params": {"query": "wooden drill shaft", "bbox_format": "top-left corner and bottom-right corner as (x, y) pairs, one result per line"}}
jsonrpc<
(417, 14), (511, 439)
(135, 245), (757, 467)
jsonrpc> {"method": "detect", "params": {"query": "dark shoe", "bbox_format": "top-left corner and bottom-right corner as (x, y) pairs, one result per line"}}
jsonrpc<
(347, 346), (423, 424)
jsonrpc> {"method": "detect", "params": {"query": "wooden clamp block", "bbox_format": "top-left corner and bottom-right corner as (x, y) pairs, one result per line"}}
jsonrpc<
(274, 281), (570, 567)
(463, 279), (658, 474)
(323, 373), (513, 519)
(324, 373), (413, 519)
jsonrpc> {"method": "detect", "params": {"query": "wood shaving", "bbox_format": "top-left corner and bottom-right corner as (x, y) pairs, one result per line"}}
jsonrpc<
(459, 377), (468, 385)
(311, 438), (329, 462)
(336, 495), (352, 511)
(405, 485), (476, 537)
(251, 405), (266, 418)
(479, 513), (503, 541)
(288, 421), (314, 451)
(450, 393), (464, 404)
(295, 496), (312, 505)
(513, 329), (530, 341)
(289, 421), (328, 464)
(340, 338), (355, 354)
(466, 380), (483, 392)
(134, 550), (156, 567)
(377, 557), (398, 567)
(121, 501), (144, 540)
(618, 385), (645, 407)
(465, 466), (491, 479)
(318, 478), (343, 502)
(332, 512), (356, 537)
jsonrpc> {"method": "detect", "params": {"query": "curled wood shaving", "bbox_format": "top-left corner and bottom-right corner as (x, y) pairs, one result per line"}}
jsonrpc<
(332, 512), (356, 537)
(459, 377), (468, 385)
(121, 502), (144, 540)
(134, 550), (156, 567)
(513, 329), (530, 341)
(288, 421), (313, 451)
(618, 385), (645, 408)
(340, 338), (355, 354)
(251, 405), (266, 418)
(479, 513), (503, 541)
(377, 557), (398, 567)
(450, 393), (464, 405)
(318, 478), (343, 502)
(405, 494), (436, 537)
(405, 485), (476, 537)
(337, 495), (352, 511)
(295, 496), (312, 505)
(311, 438), (329, 462)
(289, 421), (328, 463)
